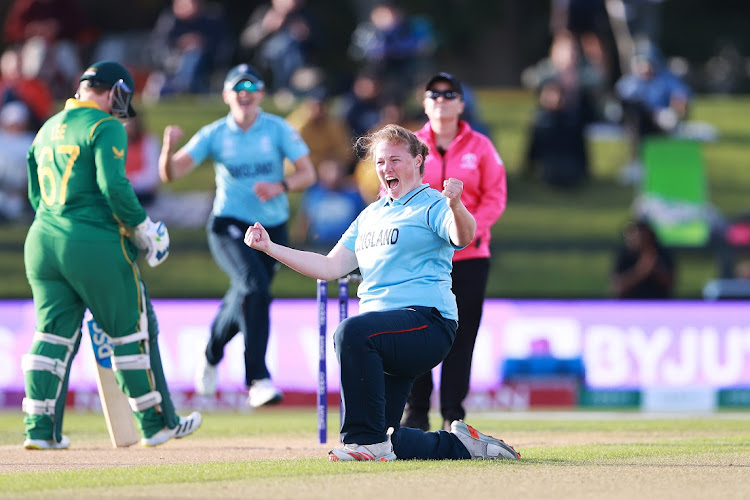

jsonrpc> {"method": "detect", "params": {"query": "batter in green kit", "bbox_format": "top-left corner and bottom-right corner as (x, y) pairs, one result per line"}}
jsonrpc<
(22, 60), (201, 449)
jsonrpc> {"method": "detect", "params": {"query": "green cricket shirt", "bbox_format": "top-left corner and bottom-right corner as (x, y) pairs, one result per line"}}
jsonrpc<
(26, 99), (146, 240)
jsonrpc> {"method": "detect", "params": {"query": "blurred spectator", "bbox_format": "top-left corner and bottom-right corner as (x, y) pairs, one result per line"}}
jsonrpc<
(144, 0), (233, 99)
(524, 30), (607, 121)
(2, 0), (98, 99)
(339, 68), (384, 140)
(285, 88), (354, 174)
(457, 84), (493, 138)
(381, 101), (422, 129)
(239, 0), (320, 93)
(704, 40), (747, 95)
(522, 31), (600, 188)
(523, 79), (590, 188)
(290, 158), (364, 251)
(0, 101), (36, 223)
(549, 0), (615, 84)
(611, 219), (675, 299)
(348, 1), (436, 100)
(615, 39), (691, 175)
(0, 46), (53, 130)
(620, 0), (664, 44)
(125, 113), (161, 208)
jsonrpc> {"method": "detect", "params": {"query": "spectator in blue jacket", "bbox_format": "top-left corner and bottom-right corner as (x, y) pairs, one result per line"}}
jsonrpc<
(145, 0), (233, 98)
(615, 39), (691, 165)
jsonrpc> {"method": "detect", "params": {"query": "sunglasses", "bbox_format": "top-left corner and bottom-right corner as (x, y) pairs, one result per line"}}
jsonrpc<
(233, 80), (263, 93)
(426, 90), (460, 100)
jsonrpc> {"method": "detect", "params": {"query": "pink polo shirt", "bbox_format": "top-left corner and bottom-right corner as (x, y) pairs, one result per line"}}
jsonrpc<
(416, 120), (507, 261)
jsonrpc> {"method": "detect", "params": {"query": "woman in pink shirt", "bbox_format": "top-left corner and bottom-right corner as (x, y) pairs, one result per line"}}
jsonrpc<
(402, 72), (507, 431)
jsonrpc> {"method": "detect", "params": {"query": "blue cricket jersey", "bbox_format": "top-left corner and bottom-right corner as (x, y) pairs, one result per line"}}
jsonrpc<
(183, 110), (310, 226)
(339, 184), (462, 320)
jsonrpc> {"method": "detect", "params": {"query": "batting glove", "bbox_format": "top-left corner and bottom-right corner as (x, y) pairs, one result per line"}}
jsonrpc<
(133, 217), (170, 267)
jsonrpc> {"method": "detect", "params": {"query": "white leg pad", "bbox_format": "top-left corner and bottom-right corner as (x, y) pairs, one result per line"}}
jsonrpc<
(33, 331), (77, 349)
(22, 397), (57, 415)
(128, 391), (163, 412)
(21, 354), (67, 379)
(110, 331), (148, 346)
(111, 354), (151, 371)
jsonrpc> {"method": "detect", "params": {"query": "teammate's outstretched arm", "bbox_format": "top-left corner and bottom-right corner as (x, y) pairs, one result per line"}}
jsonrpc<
(159, 125), (195, 182)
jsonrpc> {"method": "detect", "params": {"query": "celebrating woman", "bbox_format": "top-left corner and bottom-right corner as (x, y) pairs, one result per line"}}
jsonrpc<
(245, 124), (518, 461)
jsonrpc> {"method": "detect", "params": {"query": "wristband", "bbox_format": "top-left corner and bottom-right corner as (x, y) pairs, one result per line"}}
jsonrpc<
(280, 180), (289, 192)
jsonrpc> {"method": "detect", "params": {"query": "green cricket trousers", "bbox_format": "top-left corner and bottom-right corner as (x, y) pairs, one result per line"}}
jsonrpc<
(22, 221), (178, 442)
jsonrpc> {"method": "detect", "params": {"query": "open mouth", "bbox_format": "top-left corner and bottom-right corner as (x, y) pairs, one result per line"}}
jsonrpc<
(386, 177), (399, 191)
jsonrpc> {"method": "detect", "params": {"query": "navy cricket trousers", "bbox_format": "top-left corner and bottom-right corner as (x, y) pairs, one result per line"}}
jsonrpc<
(205, 215), (287, 386)
(333, 306), (471, 459)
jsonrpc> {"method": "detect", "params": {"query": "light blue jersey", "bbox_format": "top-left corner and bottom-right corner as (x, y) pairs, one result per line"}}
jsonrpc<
(184, 110), (310, 226)
(339, 184), (462, 320)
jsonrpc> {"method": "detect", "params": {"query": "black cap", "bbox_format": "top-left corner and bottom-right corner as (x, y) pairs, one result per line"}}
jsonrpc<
(79, 61), (137, 117)
(224, 64), (265, 92)
(425, 72), (463, 96)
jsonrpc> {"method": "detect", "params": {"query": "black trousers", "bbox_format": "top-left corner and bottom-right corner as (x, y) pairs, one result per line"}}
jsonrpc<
(204, 215), (287, 387)
(404, 258), (490, 428)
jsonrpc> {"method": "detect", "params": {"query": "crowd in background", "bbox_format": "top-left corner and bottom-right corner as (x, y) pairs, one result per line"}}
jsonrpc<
(0, 0), (724, 295)
(521, 0), (695, 189)
(0, 0), (446, 243)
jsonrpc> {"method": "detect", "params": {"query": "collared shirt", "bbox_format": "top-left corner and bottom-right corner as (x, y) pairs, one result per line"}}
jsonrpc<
(339, 183), (461, 320)
(416, 120), (506, 261)
(184, 109), (310, 226)
(27, 98), (146, 239)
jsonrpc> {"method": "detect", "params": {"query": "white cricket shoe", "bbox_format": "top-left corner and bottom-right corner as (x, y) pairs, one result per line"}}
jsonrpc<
(248, 378), (283, 407)
(450, 420), (520, 460)
(24, 434), (70, 450)
(329, 433), (397, 462)
(141, 411), (202, 447)
(195, 356), (217, 396)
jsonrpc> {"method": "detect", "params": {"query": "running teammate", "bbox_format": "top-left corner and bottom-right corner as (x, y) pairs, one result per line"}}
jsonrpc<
(158, 64), (316, 407)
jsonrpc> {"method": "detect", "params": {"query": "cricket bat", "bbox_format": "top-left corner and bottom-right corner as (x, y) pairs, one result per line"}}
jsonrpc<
(88, 318), (140, 448)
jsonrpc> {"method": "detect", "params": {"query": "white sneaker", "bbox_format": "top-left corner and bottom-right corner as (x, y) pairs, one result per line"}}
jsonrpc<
(248, 378), (283, 407)
(329, 433), (397, 462)
(141, 411), (202, 447)
(24, 434), (70, 450)
(195, 356), (217, 396)
(450, 420), (520, 460)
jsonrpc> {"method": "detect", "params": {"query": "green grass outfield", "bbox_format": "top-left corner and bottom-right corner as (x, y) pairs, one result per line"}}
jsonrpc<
(2, 91), (750, 299)
(1, 408), (749, 499)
